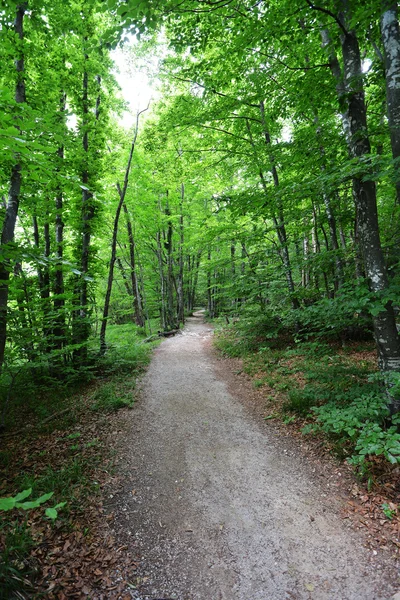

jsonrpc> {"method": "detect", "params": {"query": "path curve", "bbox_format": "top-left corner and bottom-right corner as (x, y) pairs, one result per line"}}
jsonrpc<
(110, 314), (398, 600)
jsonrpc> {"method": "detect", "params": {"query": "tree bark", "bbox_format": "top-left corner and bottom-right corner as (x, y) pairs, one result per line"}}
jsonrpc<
(0, 4), (26, 372)
(123, 203), (145, 327)
(324, 3), (400, 412)
(75, 69), (100, 359)
(176, 183), (185, 325)
(381, 1), (400, 203)
(53, 93), (66, 351)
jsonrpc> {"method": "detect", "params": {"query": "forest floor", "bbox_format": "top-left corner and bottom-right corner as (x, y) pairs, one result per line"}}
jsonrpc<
(105, 312), (399, 600)
(1, 314), (400, 599)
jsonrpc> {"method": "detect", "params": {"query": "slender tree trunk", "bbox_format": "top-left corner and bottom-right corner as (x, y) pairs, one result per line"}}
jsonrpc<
(53, 93), (66, 351)
(314, 118), (345, 287)
(381, 1), (400, 203)
(99, 108), (147, 353)
(176, 183), (185, 325)
(123, 203), (145, 327)
(165, 202), (176, 330)
(207, 246), (214, 317)
(32, 210), (51, 351)
(156, 228), (167, 330)
(246, 113), (300, 310)
(302, 234), (310, 289)
(0, 5), (26, 372)
(117, 257), (133, 297)
(99, 186), (126, 354)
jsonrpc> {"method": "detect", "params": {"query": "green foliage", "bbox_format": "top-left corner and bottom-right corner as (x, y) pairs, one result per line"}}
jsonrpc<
(0, 489), (65, 598)
(213, 306), (285, 358)
(282, 282), (375, 341)
(302, 392), (400, 467)
(90, 381), (134, 412)
(283, 388), (318, 416)
(0, 519), (35, 600)
(381, 502), (397, 520)
(16, 460), (86, 506)
(0, 489), (53, 512)
(95, 323), (156, 376)
(350, 423), (400, 466)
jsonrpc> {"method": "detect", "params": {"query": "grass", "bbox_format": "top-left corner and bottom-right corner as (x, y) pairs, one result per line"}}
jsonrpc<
(90, 381), (134, 412)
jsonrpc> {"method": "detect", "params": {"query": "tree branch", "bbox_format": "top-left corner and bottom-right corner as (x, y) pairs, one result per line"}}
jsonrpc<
(171, 75), (260, 108)
(305, 0), (348, 36)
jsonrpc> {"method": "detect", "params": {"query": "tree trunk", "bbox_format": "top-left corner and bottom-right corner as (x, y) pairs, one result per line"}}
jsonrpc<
(53, 93), (66, 352)
(156, 227), (167, 330)
(176, 183), (185, 325)
(246, 112), (300, 310)
(332, 4), (400, 412)
(165, 201), (177, 330)
(123, 205), (144, 327)
(0, 4), (26, 372)
(99, 185), (126, 354)
(207, 246), (215, 317)
(99, 108), (147, 353)
(381, 1), (400, 203)
(73, 65), (99, 360)
(117, 257), (133, 297)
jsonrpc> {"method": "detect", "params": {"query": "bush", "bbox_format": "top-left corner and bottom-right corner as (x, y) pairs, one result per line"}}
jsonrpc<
(302, 392), (400, 466)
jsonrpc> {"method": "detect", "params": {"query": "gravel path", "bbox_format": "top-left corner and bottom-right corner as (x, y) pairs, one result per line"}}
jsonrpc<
(110, 314), (399, 600)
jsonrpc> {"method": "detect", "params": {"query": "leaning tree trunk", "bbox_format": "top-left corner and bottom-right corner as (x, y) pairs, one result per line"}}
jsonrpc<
(381, 1), (400, 204)
(117, 257), (133, 297)
(99, 108), (147, 353)
(0, 4), (26, 373)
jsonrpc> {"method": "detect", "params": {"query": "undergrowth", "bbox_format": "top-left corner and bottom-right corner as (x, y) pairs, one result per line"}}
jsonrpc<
(0, 322), (159, 598)
(214, 313), (400, 480)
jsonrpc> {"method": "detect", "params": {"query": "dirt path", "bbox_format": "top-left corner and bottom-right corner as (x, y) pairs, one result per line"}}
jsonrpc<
(110, 314), (399, 600)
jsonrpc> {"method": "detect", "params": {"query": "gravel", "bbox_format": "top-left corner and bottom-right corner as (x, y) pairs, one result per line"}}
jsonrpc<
(109, 314), (399, 600)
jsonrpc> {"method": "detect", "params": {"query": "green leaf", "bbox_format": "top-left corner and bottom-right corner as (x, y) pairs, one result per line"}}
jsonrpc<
(17, 491), (53, 510)
(13, 488), (32, 503)
(45, 502), (66, 520)
(0, 497), (16, 511)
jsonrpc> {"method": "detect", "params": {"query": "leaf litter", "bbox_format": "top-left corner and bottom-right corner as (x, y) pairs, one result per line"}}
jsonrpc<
(0, 387), (141, 599)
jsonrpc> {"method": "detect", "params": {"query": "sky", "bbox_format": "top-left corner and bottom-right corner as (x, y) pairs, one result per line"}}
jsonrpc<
(111, 41), (159, 129)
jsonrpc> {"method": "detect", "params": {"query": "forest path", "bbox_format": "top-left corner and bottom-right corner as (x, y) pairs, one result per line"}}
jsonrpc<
(110, 313), (397, 600)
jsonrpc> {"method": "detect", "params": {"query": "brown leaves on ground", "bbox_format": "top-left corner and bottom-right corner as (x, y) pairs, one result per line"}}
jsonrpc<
(0, 390), (139, 599)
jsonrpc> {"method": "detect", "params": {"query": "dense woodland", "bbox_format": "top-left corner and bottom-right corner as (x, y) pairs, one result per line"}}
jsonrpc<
(1, 0), (400, 594)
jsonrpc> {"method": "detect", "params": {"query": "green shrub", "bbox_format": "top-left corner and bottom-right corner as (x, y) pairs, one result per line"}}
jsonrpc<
(302, 392), (400, 467)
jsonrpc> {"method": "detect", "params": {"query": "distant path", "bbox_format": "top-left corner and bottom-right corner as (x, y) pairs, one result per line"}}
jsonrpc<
(110, 313), (398, 600)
